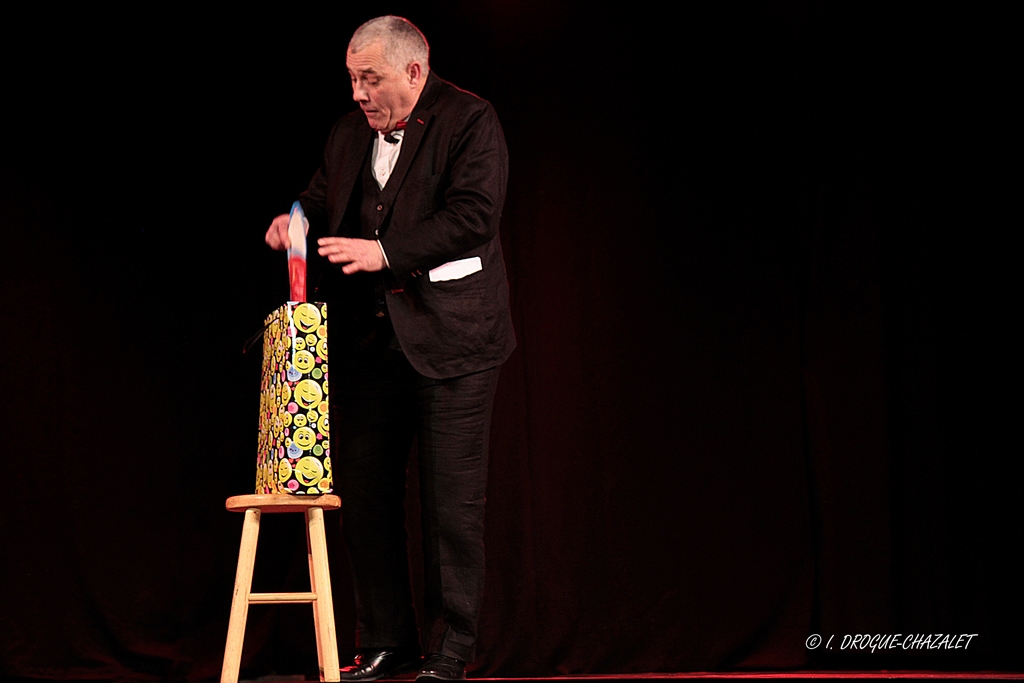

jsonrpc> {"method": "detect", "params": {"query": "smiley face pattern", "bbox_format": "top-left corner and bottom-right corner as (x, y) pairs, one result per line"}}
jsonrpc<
(256, 302), (332, 495)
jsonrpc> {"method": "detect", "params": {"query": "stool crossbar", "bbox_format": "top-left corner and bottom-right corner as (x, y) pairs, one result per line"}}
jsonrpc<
(221, 494), (342, 683)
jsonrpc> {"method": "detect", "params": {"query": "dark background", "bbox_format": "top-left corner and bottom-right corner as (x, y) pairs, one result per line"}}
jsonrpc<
(1, 3), (1017, 680)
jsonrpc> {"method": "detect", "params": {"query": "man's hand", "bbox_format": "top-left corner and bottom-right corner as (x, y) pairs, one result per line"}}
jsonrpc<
(265, 214), (291, 251)
(318, 237), (386, 274)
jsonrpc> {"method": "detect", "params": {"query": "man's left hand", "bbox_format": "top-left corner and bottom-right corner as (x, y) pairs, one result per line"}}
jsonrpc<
(318, 237), (386, 274)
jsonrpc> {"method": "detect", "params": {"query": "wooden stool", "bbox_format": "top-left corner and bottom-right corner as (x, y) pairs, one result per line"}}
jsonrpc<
(221, 494), (342, 683)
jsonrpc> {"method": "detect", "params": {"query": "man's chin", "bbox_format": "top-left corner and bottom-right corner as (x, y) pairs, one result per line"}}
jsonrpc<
(363, 113), (388, 131)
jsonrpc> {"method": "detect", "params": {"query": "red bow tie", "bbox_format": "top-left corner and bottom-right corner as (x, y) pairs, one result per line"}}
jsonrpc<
(383, 121), (407, 144)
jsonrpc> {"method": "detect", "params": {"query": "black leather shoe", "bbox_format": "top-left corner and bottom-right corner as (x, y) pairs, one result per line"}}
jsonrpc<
(416, 654), (466, 681)
(340, 650), (422, 681)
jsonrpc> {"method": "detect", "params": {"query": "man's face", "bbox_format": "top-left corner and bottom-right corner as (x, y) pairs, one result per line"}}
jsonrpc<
(346, 41), (416, 133)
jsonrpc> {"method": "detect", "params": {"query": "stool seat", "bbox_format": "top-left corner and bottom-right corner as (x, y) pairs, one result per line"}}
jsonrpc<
(226, 494), (341, 514)
(221, 494), (341, 683)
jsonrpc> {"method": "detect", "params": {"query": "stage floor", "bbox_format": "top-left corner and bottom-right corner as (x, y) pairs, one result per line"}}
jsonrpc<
(236, 673), (1024, 682)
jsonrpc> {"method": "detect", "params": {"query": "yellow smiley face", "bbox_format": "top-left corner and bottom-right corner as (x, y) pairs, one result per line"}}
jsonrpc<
(293, 336), (306, 351)
(293, 303), (322, 333)
(280, 411), (292, 427)
(305, 334), (317, 346)
(293, 426), (316, 450)
(294, 379), (323, 409)
(316, 338), (328, 360)
(294, 456), (324, 486)
(293, 350), (315, 374)
(320, 415), (329, 435)
(280, 384), (291, 404)
(293, 413), (307, 428)
(278, 459), (293, 483)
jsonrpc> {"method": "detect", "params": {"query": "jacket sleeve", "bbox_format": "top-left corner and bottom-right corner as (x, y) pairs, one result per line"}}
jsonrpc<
(298, 120), (341, 231)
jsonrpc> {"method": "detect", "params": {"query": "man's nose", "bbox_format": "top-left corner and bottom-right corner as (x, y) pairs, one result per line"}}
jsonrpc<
(352, 84), (368, 102)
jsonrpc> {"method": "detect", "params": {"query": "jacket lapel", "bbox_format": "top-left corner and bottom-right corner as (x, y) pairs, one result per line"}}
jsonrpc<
(375, 73), (446, 227)
(328, 126), (374, 236)
(377, 110), (432, 213)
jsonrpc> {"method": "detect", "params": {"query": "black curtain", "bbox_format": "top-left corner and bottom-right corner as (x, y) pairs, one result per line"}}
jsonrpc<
(1, 3), (1016, 680)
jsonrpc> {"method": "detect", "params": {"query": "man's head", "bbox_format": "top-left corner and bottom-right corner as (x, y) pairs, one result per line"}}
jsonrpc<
(347, 16), (430, 133)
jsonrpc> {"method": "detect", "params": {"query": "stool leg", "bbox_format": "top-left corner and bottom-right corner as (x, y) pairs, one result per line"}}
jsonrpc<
(222, 507), (261, 683)
(306, 507), (340, 682)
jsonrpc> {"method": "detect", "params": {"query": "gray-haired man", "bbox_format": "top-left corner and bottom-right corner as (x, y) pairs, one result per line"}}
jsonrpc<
(266, 15), (514, 683)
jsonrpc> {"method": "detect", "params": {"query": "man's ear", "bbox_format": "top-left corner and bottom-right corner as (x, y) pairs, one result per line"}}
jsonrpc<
(407, 61), (423, 88)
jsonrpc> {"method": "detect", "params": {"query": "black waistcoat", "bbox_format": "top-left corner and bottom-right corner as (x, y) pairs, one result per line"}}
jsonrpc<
(315, 141), (398, 344)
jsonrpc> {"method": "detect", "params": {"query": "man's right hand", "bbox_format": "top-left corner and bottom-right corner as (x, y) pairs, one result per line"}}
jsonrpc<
(265, 214), (291, 251)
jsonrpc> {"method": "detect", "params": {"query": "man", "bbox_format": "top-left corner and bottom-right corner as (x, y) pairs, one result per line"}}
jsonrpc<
(265, 15), (514, 683)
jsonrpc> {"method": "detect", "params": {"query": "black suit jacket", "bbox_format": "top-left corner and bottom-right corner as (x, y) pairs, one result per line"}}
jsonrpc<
(300, 73), (515, 379)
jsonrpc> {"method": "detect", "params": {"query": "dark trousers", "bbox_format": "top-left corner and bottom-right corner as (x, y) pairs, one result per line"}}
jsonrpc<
(332, 327), (499, 663)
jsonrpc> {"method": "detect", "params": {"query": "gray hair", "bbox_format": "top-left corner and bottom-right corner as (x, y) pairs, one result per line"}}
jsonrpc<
(350, 16), (430, 74)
